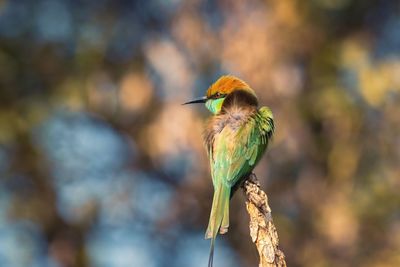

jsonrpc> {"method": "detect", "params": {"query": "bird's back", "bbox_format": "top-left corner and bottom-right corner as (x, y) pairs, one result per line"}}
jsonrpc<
(204, 102), (274, 188)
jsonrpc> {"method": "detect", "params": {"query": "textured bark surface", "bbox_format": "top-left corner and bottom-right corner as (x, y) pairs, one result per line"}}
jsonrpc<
(242, 173), (287, 267)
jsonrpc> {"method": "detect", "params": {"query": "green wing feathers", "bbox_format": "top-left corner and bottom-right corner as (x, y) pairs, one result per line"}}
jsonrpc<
(205, 106), (274, 239)
(258, 106), (274, 140)
(205, 106), (274, 267)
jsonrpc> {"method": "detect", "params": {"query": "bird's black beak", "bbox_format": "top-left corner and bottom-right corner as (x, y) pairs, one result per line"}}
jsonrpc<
(182, 96), (207, 105)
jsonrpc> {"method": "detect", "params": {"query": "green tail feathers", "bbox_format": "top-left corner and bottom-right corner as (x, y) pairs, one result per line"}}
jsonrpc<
(206, 185), (231, 267)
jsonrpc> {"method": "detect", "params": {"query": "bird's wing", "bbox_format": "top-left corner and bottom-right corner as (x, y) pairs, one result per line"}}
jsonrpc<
(210, 107), (274, 187)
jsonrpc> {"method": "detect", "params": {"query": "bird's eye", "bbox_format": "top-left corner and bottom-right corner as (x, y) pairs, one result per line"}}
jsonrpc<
(215, 92), (221, 98)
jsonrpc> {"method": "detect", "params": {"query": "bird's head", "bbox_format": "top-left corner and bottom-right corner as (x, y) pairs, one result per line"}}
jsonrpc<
(184, 75), (258, 114)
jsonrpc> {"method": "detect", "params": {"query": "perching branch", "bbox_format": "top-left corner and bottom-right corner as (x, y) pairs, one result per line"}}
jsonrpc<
(242, 173), (287, 267)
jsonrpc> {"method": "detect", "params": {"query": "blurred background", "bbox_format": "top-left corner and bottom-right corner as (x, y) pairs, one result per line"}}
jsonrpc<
(0, 0), (399, 266)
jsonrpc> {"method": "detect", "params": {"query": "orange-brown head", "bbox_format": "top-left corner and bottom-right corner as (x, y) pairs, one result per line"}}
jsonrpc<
(184, 75), (258, 114)
(206, 75), (255, 99)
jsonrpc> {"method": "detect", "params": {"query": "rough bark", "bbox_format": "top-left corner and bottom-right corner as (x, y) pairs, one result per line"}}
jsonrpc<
(242, 173), (287, 267)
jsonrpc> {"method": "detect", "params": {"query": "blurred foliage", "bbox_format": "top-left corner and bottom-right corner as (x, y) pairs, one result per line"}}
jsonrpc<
(0, 0), (399, 266)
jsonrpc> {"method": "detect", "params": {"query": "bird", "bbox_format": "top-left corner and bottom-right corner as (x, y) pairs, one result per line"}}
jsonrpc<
(183, 75), (274, 267)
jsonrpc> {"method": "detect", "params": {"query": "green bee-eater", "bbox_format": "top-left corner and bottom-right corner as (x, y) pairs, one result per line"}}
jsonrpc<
(184, 75), (274, 267)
